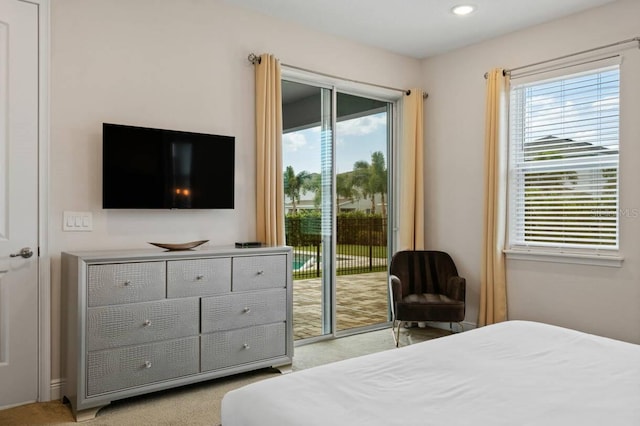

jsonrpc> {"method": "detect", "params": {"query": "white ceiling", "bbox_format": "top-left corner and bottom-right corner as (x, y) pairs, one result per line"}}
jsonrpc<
(224, 0), (618, 58)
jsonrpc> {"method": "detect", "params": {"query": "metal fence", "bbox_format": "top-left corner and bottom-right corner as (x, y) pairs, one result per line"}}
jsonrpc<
(286, 215), (388, 279)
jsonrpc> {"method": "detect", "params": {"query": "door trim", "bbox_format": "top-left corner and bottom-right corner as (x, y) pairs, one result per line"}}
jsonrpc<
(21, 0), (51, 402)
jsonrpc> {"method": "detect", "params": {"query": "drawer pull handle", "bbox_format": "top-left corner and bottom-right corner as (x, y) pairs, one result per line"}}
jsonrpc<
(143, 319), (151, 327)
(196, 275), (204, 281)
(144, 361), (152, 369)
(243, 307), (251, 314)
(123, 280), (132, 286)
(256, 270), (264, 275)
(243, 343), (250, 350)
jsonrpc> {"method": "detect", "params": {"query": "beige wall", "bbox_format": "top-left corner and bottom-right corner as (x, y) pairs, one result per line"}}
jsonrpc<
(49, 0), (421, 385)
(422, 0), (640, 343)
(49, 0), (640, 393)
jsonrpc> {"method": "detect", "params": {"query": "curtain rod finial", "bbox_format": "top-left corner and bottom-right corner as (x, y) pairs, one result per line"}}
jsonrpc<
(248, 53), (261, 65)
(483, 69), (507, 79)
(404, 90), (429, 99)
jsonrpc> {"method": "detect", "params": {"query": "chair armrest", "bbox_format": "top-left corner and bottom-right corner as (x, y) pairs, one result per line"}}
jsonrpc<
(389, 274), (403, 303)
(446, 276), (466, 302)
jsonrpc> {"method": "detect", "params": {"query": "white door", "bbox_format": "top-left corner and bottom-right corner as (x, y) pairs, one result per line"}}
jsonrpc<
(0, 0), (40, 409)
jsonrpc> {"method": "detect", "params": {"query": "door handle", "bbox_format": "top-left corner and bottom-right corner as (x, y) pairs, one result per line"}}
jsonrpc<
(10, 247), (34, 259)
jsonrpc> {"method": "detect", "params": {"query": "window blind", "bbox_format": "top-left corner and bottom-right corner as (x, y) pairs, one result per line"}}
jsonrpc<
(509, 66), (620, 250)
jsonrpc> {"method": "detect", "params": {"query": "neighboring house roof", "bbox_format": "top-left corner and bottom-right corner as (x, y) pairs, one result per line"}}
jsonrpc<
(284, 194), (385, 211)
(525, 135), (618, 161)
(284, 199), (316, 210)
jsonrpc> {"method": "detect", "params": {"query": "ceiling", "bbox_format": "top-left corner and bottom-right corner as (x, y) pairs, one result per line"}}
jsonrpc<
(224, 0), (618, 58)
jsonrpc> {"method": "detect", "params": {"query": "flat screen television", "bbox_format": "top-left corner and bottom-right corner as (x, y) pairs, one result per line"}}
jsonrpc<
(102, 123), (235, 209)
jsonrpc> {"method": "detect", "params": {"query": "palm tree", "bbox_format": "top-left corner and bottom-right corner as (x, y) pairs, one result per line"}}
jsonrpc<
(352, 153), (387, 215)
(336, 172), (355, 211)
(352, 160), (373, 212)
(369, 151), (387, 217)
(283, 166), (310, 213)
(303, 173), (322, 209)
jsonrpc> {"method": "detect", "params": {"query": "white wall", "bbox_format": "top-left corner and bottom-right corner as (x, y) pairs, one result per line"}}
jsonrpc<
(49, 0), (421, 385)
(422, 0), (640, 343)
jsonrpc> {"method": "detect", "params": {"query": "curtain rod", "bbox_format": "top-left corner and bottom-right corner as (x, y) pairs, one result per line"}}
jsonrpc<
(483, 36), (640, 79)
(248, 53), (428, 99)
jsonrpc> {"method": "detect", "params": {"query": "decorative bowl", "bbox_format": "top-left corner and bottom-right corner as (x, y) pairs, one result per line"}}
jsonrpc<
(148, 240), (209, 251)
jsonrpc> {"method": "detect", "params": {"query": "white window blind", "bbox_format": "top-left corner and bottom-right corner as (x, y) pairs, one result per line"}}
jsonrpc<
(508, 65), (620, 250)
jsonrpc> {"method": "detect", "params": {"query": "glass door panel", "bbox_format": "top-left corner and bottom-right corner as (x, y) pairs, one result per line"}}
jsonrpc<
(335, 93), (391, 333)
(282, 81), (333, 341)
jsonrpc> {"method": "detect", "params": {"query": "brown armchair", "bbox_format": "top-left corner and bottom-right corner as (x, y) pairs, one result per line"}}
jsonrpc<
(389, 250), (466, 346)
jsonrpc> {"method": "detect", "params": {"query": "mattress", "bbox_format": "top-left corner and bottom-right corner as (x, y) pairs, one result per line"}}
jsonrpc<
(221, 320), (640, 425)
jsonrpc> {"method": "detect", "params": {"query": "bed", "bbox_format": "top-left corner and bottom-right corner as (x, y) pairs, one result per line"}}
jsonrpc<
(221, 320), (640, 425)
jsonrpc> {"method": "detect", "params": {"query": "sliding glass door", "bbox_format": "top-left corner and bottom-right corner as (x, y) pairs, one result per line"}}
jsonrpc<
(334, 93), (391, 333)
(282, 79), (394, 342)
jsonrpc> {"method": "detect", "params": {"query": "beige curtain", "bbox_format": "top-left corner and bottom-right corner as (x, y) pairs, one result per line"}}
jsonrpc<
(255, 54), (285, 245)
(399, 89), (425, 251)
(479, 69), (508, 326)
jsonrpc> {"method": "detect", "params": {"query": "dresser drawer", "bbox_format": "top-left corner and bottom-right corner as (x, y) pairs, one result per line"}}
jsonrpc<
(87, 298), (199, 351)
(167, 258), (231, 298)
(232, 255), (287, 291)
(86, 337), (199, 396)
(87, 262), (166, 307)
(201, 323), (286, 372)
(201, 289), (286, 333)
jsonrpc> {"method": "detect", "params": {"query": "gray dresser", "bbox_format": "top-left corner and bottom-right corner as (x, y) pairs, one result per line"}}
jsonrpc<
(62, 246), (292, 421)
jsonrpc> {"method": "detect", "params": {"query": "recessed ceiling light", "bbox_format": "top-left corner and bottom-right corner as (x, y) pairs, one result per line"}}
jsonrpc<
(451, 5), (476, 16)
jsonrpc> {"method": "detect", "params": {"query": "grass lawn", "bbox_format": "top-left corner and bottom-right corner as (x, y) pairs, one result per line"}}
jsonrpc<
(336, 244), (387, 258)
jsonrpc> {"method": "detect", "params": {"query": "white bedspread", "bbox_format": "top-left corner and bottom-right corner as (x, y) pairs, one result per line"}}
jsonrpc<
(221, 320), (640, 425)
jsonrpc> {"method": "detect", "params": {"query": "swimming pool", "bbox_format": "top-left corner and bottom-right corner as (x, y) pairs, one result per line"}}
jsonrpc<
(292, 253), (351, 271)
(293, 254), (315, 271)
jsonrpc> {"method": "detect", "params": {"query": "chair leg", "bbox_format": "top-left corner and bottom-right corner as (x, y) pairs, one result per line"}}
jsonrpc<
(391, 320), (402, 347)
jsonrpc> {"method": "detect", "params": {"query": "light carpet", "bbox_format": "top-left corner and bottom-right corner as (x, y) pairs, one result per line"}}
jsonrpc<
(0, 326), (449, 426)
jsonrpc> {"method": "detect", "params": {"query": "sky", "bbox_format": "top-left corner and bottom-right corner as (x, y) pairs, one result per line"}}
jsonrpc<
(282, 112), (388, 175)
(515, 67), (619, 150)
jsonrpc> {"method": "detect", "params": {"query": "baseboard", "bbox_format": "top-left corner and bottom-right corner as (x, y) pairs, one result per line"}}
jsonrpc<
(426, 320), (477, 332)
(49, 378), (64, 401)
(461, 320), (477, 330)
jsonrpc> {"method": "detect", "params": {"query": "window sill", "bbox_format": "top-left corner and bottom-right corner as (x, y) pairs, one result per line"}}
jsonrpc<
(504, 248), (624, 268)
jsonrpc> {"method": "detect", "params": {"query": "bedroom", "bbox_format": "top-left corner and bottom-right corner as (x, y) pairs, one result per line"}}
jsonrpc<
(0, 0), (638, 422)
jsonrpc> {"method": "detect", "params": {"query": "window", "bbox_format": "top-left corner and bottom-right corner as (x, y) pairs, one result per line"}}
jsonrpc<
(508, 65), (620, 254)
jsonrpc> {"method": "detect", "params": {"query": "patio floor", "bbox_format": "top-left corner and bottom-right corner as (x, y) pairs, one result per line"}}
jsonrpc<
(293, 271), (389, 340)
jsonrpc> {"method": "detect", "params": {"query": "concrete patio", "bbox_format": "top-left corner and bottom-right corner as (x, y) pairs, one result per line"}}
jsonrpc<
(293, 271), (389, 340)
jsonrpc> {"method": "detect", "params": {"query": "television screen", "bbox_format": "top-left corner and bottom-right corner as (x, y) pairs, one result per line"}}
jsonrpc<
(103, 123), (235, 209)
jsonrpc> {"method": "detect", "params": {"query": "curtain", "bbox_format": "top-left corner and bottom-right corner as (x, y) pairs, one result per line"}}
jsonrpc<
(399, 89), (425, 251)
(479, 69), (508, 326)
(255, 54), (285, 245)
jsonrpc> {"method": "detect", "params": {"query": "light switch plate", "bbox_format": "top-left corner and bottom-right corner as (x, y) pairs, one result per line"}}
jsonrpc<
(63, 211), (93, 231)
